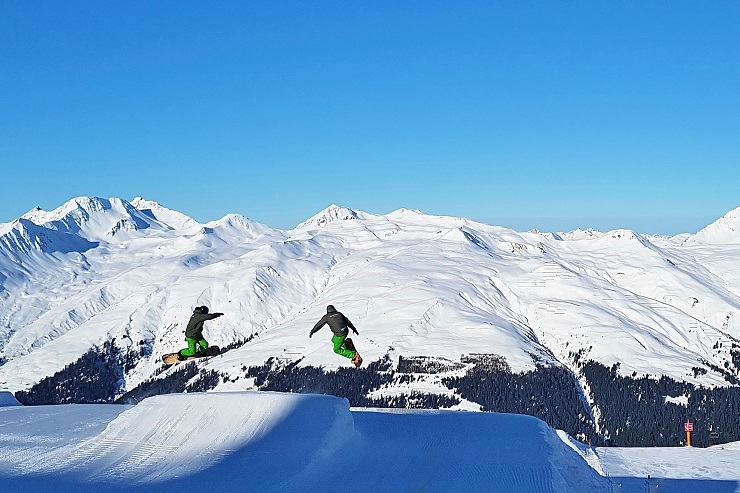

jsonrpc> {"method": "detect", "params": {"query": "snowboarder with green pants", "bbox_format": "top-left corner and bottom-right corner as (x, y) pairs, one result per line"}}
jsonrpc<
(310, 305), (362, 366)
(178, 305), (223, 360)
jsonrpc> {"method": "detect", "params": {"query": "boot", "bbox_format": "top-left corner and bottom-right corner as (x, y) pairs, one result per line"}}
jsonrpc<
(351, 351), (363, 367)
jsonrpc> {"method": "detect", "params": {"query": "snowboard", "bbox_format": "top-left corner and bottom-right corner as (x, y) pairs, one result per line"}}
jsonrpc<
(344, 338), (362, 367)
(162, 345), (220, 365)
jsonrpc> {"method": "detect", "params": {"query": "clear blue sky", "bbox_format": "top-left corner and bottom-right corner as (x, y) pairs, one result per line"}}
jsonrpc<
(1, 1), (738, 234)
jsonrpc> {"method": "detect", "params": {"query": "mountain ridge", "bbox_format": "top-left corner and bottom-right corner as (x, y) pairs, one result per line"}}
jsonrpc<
(1, 197), (740, 399)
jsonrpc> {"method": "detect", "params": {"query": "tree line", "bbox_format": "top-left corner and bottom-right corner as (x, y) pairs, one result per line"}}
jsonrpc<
(13, 343), (740, 448)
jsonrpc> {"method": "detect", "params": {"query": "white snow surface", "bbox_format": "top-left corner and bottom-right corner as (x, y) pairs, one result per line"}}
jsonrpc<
(0, 392), (737, 493)
(1, 197), (740, 394)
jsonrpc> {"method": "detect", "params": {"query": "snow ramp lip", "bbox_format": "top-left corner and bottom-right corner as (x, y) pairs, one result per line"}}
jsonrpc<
(0, 391), (22, 406)
(77, 391), (355, 485)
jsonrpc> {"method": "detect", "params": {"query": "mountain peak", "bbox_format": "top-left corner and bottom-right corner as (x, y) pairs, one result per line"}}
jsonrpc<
(556, 228), (604, 241)
(295, 204), (362, 229)
(21, 196), (113, 225)
(131, 197), (163, 210)
(687, 207), (740, 245)
(131, 197), (199, 230)
(16, 196), (168, 242)
(387, 207), (425, 217)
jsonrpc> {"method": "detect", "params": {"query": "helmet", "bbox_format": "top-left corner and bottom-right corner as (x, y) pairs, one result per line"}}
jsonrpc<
(200, 305), (209, 314)
(327, 305), (336, 313)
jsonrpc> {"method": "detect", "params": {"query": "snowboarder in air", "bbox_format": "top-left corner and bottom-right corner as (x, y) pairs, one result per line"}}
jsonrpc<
(310, 305), (362, 366)
(178, 305), (223, 361)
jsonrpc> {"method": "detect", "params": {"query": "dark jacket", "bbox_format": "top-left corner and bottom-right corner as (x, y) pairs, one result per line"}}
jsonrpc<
(310, 305), (357, 338)
(185, 310), (222, 339)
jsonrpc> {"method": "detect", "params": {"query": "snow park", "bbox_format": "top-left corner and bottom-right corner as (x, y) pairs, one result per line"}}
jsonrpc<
(1, 197), (740, 492)
(4, 3), (740, 492)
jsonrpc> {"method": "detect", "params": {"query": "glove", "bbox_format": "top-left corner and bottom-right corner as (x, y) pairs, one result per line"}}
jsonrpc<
(352, 328), (359, 335)
(215, 313), (224, 317)
(309, 332), (313, 338)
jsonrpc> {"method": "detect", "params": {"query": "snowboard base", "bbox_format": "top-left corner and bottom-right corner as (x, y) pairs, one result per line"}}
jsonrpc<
(344, 338), (362, 367)
(162, 345), (220, 365)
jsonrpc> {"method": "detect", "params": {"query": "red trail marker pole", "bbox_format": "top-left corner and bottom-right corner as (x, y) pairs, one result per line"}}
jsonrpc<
(684, 421), (694, 446)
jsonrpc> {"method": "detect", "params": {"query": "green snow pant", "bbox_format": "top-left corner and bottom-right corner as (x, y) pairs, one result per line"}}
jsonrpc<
(179, 337), (209, 357)
(332, 334), (355, 359)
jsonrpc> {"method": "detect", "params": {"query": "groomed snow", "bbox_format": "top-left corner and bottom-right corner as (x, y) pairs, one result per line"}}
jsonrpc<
(0, 392), (738, 493)
(0, 391), (21, 407)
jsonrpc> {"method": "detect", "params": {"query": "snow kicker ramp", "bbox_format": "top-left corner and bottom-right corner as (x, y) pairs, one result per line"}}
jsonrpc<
(0, 391), (608, 493)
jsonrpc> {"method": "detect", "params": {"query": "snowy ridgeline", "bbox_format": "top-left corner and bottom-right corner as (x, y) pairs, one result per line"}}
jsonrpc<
(2, 196), (740, 398)
(1, 391), (739, 493)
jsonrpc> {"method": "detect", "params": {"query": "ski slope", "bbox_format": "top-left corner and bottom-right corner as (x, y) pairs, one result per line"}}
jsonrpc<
(0, 392), (738, 493)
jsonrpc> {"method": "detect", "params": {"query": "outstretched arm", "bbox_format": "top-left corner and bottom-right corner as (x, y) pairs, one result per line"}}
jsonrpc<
(309, 315), (328, 338)
(345, 316), (359, 335)
(191, 312), (224, 325)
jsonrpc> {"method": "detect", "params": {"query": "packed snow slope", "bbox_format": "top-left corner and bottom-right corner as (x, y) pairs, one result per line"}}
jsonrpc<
(2, 392), (738, 493)
(1, 197), (740, 393)
(1, 392), (739, 493)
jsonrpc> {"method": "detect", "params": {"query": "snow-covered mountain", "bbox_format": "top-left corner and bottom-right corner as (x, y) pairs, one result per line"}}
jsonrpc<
(1, 196), (740, 400)
(683, 207), (740, 246)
